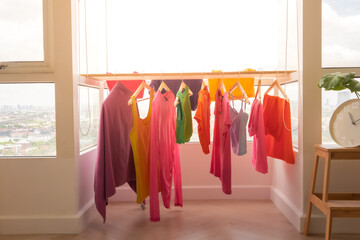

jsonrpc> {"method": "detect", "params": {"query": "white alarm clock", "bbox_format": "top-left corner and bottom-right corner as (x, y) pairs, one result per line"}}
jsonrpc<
(329, 99), (360, 147)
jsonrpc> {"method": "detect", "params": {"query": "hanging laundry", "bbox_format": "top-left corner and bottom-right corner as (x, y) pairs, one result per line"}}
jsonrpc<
(176, 85), (193, 143)
(105, 72), (144, 98)
(210, 89), (232, 194)
(194, 86), (211, 154)
(94, 81), (137, 223)
(248, 99), (268, 174)
(262, 94), (295, 164)
(229, 96), (248, 156)
(208, 70), (255, 101)
(150, 89), (183, 221)
(149, 79), (202, 110)
(130, 89), (155, 204)
(107, 80), (144, 97)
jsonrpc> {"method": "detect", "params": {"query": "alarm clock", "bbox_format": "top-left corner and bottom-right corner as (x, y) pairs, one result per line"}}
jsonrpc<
(329, 99), (360, 147)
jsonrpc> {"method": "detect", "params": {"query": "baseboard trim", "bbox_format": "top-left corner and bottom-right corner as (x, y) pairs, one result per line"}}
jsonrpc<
(270, 187), (303, 232)
(0, 200), (97, 235)
(271, 187), (360, 234)
(110, 185), (271, 202)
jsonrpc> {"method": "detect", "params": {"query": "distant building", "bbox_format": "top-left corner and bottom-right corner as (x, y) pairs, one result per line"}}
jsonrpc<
(337, 91), (351, 106)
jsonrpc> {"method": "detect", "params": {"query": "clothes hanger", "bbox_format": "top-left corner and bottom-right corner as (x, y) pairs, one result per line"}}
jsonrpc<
(174, 73), (193, 106)
(127, 74), (153, 105)
(255, 68), (263, 103)
(158, 72), (171, 93)
(201, 71), (207, 90)
(264, 73), (290, 102)
(178, 73), (193, 96)
(217, 72), (226, 94)
(228, 72), (251, 105)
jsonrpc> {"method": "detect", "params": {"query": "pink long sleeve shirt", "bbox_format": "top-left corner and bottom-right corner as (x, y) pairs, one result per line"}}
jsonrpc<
(248, 99), (268, 174)
(210, 90), (232, 194)
(150, 90), (183, 222)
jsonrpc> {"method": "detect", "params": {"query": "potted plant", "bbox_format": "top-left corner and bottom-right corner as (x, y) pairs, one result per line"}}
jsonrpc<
(318, 72), (360, 98)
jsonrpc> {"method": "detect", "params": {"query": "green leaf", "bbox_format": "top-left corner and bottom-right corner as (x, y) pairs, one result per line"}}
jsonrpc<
(346, 79), (360, 93)
(318, 72), (355, 91)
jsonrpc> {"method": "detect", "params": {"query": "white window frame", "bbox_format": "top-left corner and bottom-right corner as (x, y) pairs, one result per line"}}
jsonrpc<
(0, 0), (59, 159)
(0, 0), (54, 74)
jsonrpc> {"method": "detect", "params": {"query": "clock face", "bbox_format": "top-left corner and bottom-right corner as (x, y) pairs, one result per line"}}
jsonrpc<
(329, 99), (360, 147)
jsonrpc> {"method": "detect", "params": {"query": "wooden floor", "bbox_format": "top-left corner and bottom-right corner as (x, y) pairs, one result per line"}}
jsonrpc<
(1, 200), (360, 240)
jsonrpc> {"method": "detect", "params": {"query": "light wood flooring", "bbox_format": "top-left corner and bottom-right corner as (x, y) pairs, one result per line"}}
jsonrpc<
(1, 200), (360, 240)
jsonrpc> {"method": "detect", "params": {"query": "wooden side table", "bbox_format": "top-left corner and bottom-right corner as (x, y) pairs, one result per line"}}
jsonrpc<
(304, 144), (360, 240)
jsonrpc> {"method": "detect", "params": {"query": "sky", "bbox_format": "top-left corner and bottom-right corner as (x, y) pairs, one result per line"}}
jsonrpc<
(322, 0), (360, 67)
(0, 83), (55, 107)
(80, 0), (279, 74)
(324, 0), (360, 17)
(0, 0), (43, 62)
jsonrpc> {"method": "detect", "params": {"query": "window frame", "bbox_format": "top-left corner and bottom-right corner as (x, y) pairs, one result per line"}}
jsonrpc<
(78, 84), (103, 153)
(0, 0), (58, 159)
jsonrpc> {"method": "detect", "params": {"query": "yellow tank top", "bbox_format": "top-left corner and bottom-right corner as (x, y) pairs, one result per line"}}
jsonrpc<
(208, 70), (255, 101)
(129, 89), (155, 203)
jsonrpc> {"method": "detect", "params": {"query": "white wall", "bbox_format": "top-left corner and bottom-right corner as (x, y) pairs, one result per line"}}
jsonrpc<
(109, 143), (273, 203)
(0, 0), (90, 234)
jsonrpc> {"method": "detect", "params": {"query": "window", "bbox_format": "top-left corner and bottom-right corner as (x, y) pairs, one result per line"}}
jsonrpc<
(0, 83), (56, 157)
(80, 0), (279, 74)
(0, 0), (44, 62)
(322, 0), (360, 68)
(284, 82), (298, 146)
(79, 86), (100, 151)
(79, 0), (299, 147)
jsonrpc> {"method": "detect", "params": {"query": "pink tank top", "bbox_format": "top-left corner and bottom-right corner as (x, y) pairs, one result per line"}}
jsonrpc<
(149, 89), (183, 221)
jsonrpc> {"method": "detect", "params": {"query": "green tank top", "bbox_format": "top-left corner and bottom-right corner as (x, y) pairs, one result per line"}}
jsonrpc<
(176, 85), (193, 143)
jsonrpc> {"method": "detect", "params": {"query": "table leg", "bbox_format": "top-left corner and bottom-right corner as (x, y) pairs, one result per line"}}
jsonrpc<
(304, 154), (320, 235)
(325, 211), (333, 240)
(322, 153), (331, 202)
(304, 201), (312, 236)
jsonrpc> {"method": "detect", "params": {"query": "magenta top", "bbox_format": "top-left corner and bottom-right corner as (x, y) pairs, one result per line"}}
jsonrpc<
(248, 99), (268, 174)
(149, 89), (183, 221)
(94, 82), (137, 222)
(210, 89), (232, 194)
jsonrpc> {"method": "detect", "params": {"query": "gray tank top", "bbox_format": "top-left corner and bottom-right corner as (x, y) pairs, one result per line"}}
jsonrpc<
(229, 96), (249, 156)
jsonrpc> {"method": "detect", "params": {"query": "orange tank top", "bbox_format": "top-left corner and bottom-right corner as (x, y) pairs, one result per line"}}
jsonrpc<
(130, 89), (155, 203)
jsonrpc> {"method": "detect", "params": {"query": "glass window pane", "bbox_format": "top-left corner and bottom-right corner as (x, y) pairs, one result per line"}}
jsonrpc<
(0, 0), (44, 62)
(322, 0), (360, 68)
(284, 82), (298, 147)
(79, 86), (100, 151)
(0, 83), (56, 157)
(81, 0), (279, 73)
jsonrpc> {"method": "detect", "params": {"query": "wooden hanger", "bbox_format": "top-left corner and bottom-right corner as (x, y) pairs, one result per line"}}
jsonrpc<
(201, 80), (207, 90)
(178, 81), (193, 96)
(255, 78), (262, 103)
(229, 81), (251, 105)
(217, 74), (226, 94)
(128, 81), (153, 105)
(158, 80), (170, 93)
(174, 82), (193, 107)
(174, 73), (193, 106)
(201, 72), (207, 90)
(255, 68), (263, 103)
(178, 72), (193, 96)
(264, 79), (290, 102)
(158, 73), (170, 93)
